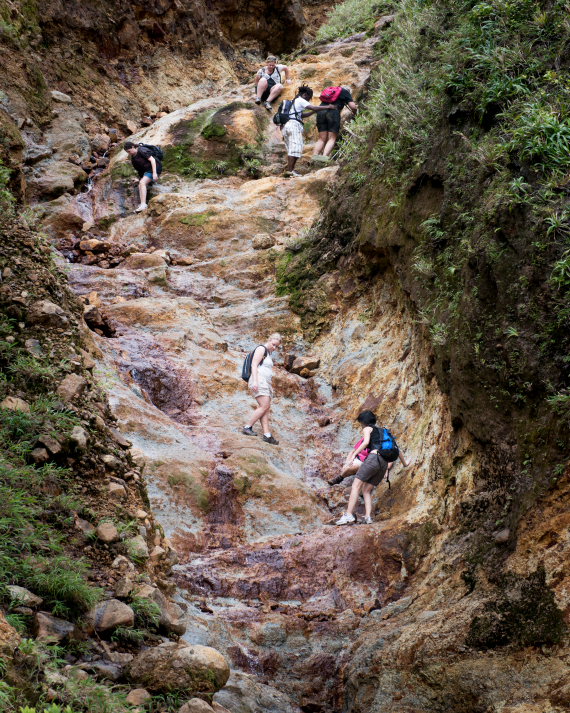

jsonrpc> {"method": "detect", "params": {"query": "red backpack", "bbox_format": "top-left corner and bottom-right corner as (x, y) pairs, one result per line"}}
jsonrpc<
(320, 86), (343, 103)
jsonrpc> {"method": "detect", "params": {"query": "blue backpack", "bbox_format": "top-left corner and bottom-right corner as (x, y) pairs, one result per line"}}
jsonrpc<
(379, 428), (399, 463)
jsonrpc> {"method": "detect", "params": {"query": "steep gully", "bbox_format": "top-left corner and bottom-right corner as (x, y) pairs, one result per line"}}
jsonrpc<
(39, 31), (463, 712)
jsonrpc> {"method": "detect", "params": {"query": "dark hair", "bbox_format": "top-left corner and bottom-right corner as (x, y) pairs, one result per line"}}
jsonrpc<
(357, 410), (377, 426)
(298, 85), (313, 99)
(124, 141), (136, 150)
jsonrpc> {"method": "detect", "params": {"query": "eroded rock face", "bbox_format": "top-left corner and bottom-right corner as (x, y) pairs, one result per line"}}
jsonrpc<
(128, 642), (230, 693)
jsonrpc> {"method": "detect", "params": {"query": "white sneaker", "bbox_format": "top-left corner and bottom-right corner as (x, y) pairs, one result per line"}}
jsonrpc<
(135, 203), (148, 213)
(335, 512), (356, 526)
(362, 516), (373, 524)
(290, 170), (301, 177)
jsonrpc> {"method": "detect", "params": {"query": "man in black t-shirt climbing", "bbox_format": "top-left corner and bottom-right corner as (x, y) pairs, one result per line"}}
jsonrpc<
(124, 141), (162, 213)
(313, 87), (357, 161)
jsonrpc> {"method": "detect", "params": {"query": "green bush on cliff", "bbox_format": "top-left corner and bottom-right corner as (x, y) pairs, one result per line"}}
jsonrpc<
(317, 0), (392, 40)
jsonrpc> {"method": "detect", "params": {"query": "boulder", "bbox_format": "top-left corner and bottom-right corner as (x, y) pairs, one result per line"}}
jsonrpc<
(125, 535), (149, 561)
(69, 425), (88, 450)
(128, 642), (229, 693)
(50, 90), (72, 103)
(87, 599), (134, 632)
(90, 133), (111, 154)
(126, 689), (152, 706)
(96, 522), (120, 543)
(211, 704), (233, 713)
(7, 585), (43, 608)
(179, 699), (214, 713)
(0, 396), (31, 413)
(34, 612), (75, 642)
(57, 373), (87, 402)
(290, 355), (320, 374)
(115, 576), (134, 598)
(123, 253), (167, 269)
(28, 299), (68, 328)
(252, 233), (276, 250)
(28, 161), (88, 198)
(102, 454), (121, 469)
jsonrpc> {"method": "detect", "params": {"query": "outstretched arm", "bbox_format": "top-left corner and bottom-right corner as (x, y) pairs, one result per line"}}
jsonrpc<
(398, 450), (411, 468)
(347, 101), (358, 115)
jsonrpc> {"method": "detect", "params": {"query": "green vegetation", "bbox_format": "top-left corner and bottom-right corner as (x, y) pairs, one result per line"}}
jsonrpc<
(130, 596), (161, 629)
(179, 211), (216, 226)
(317, 0), (392, 40)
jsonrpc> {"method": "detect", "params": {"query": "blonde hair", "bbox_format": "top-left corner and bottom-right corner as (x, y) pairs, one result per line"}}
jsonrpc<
(269, 332), (282, 343)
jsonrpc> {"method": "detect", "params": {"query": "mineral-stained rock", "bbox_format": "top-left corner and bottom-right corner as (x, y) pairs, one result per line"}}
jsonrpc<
(291, 355), (320, 374)
(7, 585), (43, 608)
(84, 304), (104, 329)
(126, 689), (152, 706)
(123, 253), (167, 269)
(34, 612), (75, 642)
(28, 299), (68, 328)
(96, 522), (120, 543)
(90, 134), (111, 154)
(213, 671), (299, 713)
(128, 642), (229, 693)
(0, 396), (31, 412)
(178, 698), (214, 713)
(57, 373), (87, 402)
(79, 238), (109, 253)
(87, 599), (134, 632)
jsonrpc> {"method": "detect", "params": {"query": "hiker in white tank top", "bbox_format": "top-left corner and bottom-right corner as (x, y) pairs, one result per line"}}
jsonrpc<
(242, 333), (282, 445)
(254, 55), (291, 110)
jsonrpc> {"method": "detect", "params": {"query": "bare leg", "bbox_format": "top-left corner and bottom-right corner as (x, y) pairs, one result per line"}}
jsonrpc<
(268, 83), (283, 102)
(323, 132), (338, 156)
(286, 155), (298, 171)
(247, 395), (270, 428)
(259, 396), (272, 433)
(340, 462), (360, 478)
(314, 131), (329, 155)
(346, 478), (364, 515)
(362, 483), (374, 518)
(256, 77), (268, 100)
(138, 176), (152, 206)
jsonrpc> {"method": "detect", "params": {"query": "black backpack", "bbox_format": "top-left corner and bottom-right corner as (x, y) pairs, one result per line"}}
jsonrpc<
(139, 143), (164, 162)
(273, 99), (294, 126)
(241, 346), (268, 381)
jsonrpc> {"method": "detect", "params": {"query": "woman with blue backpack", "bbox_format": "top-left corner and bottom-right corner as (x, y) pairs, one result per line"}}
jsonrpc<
(334, 410), (410, 525)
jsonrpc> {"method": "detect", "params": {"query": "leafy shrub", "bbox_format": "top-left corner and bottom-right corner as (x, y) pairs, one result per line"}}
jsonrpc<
(130, 596), (161, 629)
(317, 0), (392, 41)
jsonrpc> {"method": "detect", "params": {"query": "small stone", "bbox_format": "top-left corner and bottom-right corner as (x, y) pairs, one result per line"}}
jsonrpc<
(57, 373), (87, 402)
(50, 90), (72, 103)
(178, 699), (214, 713)
(91, 133), (111, 153)
(79, 238), (109, 253)
(126, 689), (152, 706)
(79, 348), (96, 370)
(84, 304), (104, 329)
(126, 120), (138, 133)
(87, 599), (134, 632)
(28, 299), (68, 328)
(115, 576), (134, 598)
(31, 447), (50, 464)
(108, 652), (134, 665)
(252, 233), (276, 250)
(37, 434), (62, 455)
(493, 528), (510, 544)
(108, 481), (127, 500)
(74, 516), (95, 537)
(34, 612), (75, 642)
(7, 585), (43, 608)
(87, 661), (124, 681)
(96, 522), (120, 543)
(317, 415), (331, 427)
(0, 396), (31, 413)
(110, 428), (132, 448)
(70, 425), (88, 450)
(123, 253), (167, 269)
(135, 509), (148, 520)
(211, 704), (232, 713)
(111, 555), (135, 571)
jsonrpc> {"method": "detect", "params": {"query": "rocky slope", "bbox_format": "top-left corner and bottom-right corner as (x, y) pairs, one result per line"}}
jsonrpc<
(1, 1), (569, 712)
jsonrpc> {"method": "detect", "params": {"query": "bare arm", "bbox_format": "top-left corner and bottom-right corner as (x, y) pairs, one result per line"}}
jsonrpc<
(282, 65), (291, 84)
(344, 427), (372, 466)
(149, 155), (158, 179)
(398, 450), (410, 468)
(347, 101), (358, 115)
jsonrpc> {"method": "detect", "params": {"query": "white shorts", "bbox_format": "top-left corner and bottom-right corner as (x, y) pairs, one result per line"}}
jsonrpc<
(282, 121), (305, 158)
(248, 377), (273, 399)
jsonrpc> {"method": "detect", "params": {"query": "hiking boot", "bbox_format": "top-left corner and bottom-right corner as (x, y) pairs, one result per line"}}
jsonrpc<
(335, 512), (356, 526)
(135, 203), (148, 213)
(242, 426), (257, 437)
(362, 516), (373, 524)
(328, 474), (345, 486)
(254, 97), (262, 105)
(263, 435), (279, 445)
(264, 101), (272, 111)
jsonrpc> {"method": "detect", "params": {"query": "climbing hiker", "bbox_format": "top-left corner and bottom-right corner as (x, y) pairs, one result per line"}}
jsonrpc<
(124, 141), (163, 212)
(334, 410), (410, 525)
(274, 86), (330, 177)
(313, 86), (358, 160)
(242, 333), (282, 445)
(254, 56), (291, 110)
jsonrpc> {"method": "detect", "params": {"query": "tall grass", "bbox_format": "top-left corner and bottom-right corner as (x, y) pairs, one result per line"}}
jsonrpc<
(316, 0), (392, 41)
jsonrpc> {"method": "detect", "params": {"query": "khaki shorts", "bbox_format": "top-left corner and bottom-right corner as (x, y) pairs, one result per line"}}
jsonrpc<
(356, 452), (388, 487)
(248, 378), (273, 399)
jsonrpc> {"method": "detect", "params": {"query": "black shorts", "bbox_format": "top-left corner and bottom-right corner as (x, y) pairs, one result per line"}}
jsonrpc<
(356, 452), (388, 487)
(316, 107), (341, 134)
(260, 78), (277, 102)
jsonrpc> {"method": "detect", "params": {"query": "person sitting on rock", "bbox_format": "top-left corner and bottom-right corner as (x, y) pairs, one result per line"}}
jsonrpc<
(334, 410), (410, 525)
(124, 141), (162, 213)
(313, 87), (358, 161)
(242, 333), (282, 445)
(254, 56), (291, 110)
(281, 86), (330, 177)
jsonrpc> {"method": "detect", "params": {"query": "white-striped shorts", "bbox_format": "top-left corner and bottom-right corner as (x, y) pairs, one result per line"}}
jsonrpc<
(282, 121), (305, 158)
